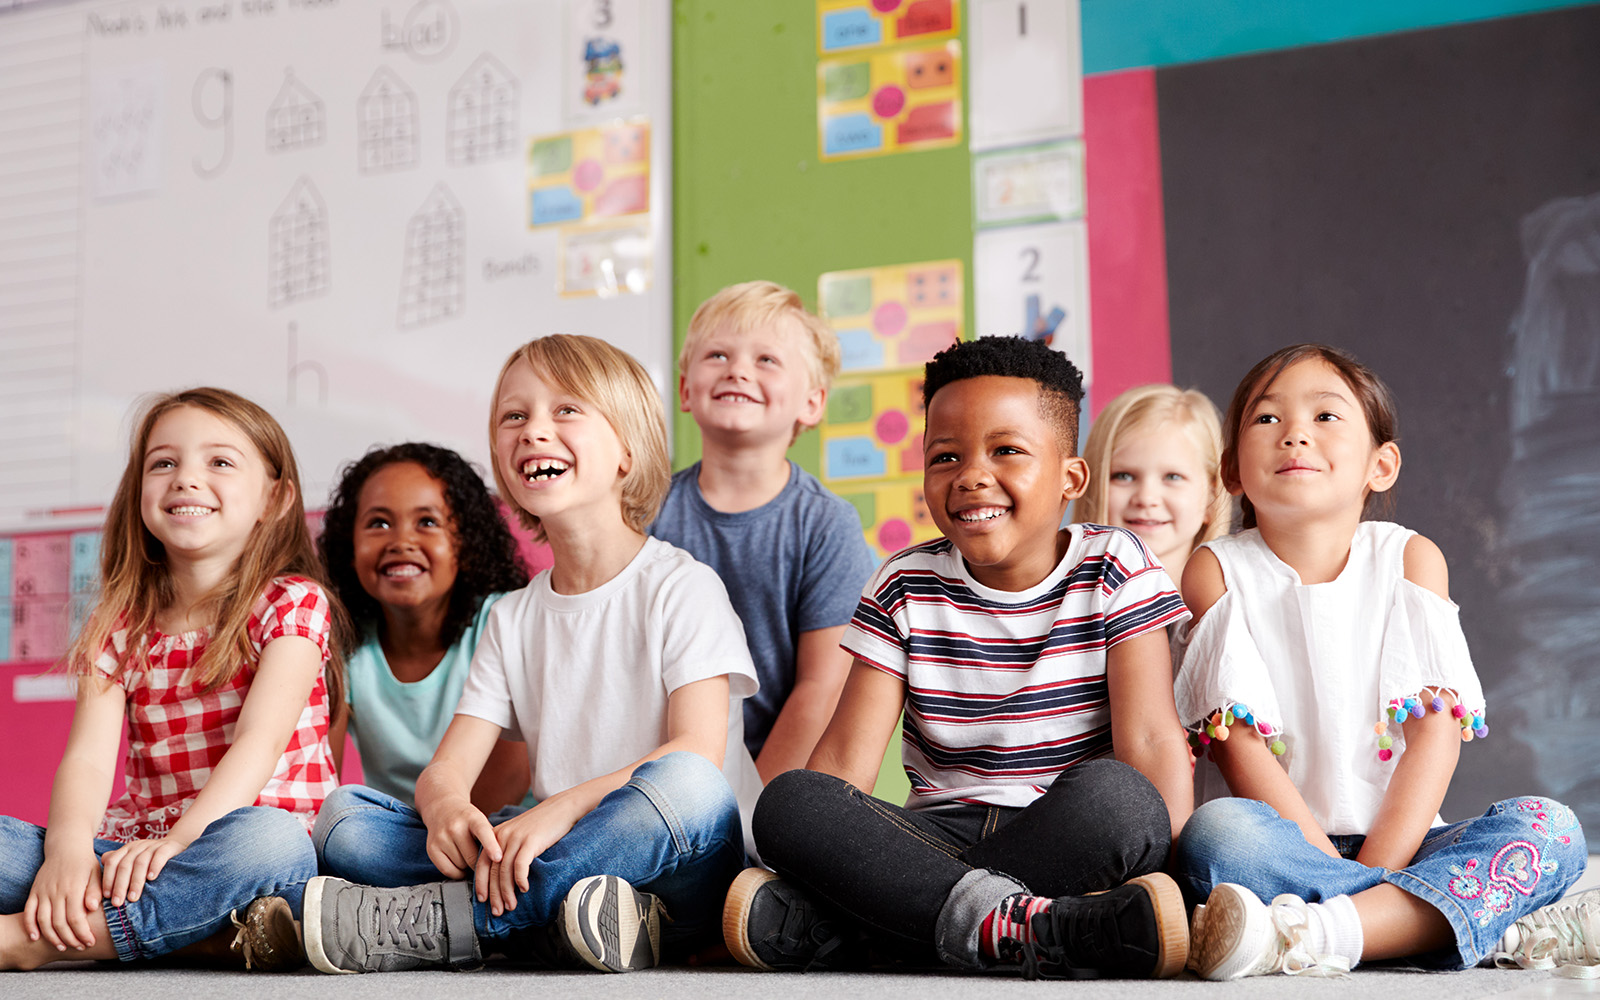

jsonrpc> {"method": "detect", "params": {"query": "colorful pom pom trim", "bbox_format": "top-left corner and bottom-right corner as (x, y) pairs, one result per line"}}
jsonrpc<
(1376, 687), (1486, 761)
(1186, 702), (1283, 760)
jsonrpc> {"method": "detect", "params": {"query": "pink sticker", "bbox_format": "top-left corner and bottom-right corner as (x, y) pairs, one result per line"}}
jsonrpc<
(573, 158), (604, 192)
(872, 84), (906, 119)
(872, 0), (902, 12)
(878, 518), (912, 553)
(875, 409), (909, 444)
(594, 174), (649, 217)
(873, 300), (908, 336)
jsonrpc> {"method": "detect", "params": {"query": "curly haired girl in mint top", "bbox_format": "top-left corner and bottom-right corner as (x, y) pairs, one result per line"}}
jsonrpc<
(0, 388), (342, 972)
(1175, 344), (1587, 979)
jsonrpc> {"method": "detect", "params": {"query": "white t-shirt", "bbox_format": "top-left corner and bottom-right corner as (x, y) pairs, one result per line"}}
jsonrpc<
(1174, 522), (1487, 836)
(456, 536), (763, 857)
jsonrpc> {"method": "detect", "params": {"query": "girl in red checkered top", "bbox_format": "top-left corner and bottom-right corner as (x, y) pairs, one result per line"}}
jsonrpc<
(0, 387), (346, 972)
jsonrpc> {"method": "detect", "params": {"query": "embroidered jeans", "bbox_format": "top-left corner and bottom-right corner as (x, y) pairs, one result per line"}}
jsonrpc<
(312, 751), (746, 957)
(1176, 795), (1588, 968)
(753, 758), (1172, 970)
(0, 806), (317, 961)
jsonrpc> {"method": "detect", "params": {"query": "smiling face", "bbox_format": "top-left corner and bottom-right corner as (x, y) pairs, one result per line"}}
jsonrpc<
(352, 461), (459, 621)
(139, 405), (278, 570)
(1231, 358), (1399, 526)
(923, 376), (1088, 592)
(1104, 422), (1214, 570)
(494, 357), (631, 533)
(678, 319), (824, 449)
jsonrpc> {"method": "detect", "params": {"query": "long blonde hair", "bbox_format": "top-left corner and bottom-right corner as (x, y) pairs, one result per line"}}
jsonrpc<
(489, 335), (671, 542)
(68, 388), (346, 701)
(1073, 384), (1230, 550)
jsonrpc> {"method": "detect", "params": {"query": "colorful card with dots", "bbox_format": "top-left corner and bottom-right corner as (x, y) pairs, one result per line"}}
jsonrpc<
(820, 259), (963, 373)
(822, 369), (928, 483)
(837, 479), (944, 558)
(816, 0), (960, 55)
(817, 40), (962, 160)
(527, 119), (651, 228)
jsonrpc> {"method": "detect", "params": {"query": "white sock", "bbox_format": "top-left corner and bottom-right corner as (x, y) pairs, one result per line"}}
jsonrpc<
(1304, 895), (1364, 968)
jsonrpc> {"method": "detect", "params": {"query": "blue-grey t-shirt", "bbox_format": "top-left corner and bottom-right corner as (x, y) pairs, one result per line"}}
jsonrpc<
(649, 461), (877, 756)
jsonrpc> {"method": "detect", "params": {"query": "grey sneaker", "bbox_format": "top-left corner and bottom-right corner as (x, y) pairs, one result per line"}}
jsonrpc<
(560, 875), (662, 973)
(229, 896), (305, 972)
(303, 876), (481, 974)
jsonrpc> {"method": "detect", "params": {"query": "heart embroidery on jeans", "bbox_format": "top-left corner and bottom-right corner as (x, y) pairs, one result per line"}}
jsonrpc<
(1489, 841), (1543, 896)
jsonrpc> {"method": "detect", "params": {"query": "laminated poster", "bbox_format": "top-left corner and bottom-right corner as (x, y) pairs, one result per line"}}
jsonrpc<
(816, 0), (960, 55)
(817, 41), (962, 160)
(819, 259), (963, 373)
(559, 219), (652, 297)
(528, 120), (650, 228)
(837, 479), (944, 558)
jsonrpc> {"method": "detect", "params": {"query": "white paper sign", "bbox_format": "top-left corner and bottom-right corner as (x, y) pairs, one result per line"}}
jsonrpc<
(565, 0), (646, 124)
(975, 221), (1092, 382)
(973, 139), (1084, 228)
(968, 0), (1083, 150)
(90, 63), (164, 200)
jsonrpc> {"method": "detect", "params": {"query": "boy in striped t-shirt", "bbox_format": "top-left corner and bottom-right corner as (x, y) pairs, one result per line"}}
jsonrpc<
(724, 337), (1196, 980)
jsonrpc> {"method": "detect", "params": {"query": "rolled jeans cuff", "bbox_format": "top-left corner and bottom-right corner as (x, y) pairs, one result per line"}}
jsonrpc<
(934, 867), (1026, 970)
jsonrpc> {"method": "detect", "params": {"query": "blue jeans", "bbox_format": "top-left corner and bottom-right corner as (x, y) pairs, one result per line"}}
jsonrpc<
(0, 806), (317, 962)
(1177, 796), (1588, 969)
(312, 751), (746, 956)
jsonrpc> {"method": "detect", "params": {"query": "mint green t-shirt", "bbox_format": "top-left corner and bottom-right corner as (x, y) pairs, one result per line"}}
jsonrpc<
(346, 593), (506, 805)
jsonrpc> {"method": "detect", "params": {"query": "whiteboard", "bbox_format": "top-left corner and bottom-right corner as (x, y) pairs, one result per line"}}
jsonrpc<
(0, 0), (672, 524)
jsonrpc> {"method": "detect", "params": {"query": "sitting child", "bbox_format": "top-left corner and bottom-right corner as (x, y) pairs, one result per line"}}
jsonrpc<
(724, 336), (1195, 979)
(1071, 384), (1229, 581)
(652, 281), (876, 781)
(1174, 344), (1587, 978)
(312, 444), (531, 883)
(304, 335), (762, 975)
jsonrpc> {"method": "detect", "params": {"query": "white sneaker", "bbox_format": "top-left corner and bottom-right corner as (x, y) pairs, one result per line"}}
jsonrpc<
(1189, 884), (1351, 980)
(1493, 889), (1600, 977)
(560, 875), (663, 973)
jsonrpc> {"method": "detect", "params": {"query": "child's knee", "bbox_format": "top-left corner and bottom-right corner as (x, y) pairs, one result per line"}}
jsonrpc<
(627, 751), (739, 841)
(213, 806), (318, 880)
(751, 768), (849, 866)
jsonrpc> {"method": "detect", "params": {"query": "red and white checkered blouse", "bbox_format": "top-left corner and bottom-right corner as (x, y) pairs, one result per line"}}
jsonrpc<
(95, 576), (336, 842)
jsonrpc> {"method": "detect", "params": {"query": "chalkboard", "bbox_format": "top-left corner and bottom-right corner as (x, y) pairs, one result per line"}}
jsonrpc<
(0, 0), (672, 524)
(1159, 7), (1600, 827)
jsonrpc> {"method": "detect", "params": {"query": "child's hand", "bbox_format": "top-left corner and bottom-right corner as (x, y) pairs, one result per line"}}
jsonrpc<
(424, 800), (500, 881)
(478, 802), (576, 917)
(24, 848), (103, 951)
(98, 835), (192, 906)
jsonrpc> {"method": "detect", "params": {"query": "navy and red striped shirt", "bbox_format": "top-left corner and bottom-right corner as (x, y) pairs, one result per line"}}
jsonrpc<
(844, 525), (1189, 811)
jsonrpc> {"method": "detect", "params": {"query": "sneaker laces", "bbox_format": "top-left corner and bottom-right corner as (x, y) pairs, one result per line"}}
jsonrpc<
(1494, 890), (1600, 977)
(373, 889), (441, 955)
(228, 908), (260, 970)
(1010, 899), (1124, 980)
(767, 890), (849, 971)
(1257, 897), (1350, 978)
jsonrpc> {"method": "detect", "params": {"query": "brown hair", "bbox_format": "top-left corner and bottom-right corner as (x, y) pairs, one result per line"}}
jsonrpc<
(69, 388), (347, 702)
(490, 335), (670, 541)
(1221, 344), (1399, 529)
(1073, 384), (1230, 550)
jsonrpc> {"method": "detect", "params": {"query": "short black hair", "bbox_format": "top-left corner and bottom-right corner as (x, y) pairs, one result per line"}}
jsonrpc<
(923, 336), (1085, 448)
(319, 443), (529, 655)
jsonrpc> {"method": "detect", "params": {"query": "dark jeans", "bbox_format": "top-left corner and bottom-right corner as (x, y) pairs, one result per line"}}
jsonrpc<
(753, 759), (1171, 969)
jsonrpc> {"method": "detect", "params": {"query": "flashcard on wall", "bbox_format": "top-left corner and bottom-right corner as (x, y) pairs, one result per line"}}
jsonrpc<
(822, 370), (927, 482)
(559, 219), (652, 297)
(0, 539), (12, 663)
(817, 41), (962, 160)
(820, 259), (963, 373)
(837, 479), (943, 558)
(973, 139), (1084, 229)
(528, 120), (650, 228)
(565, 0), (646, 124)
(974, 220), (1092, 383)
(9, 532), (71, 663)
(816, 0), (960, 55)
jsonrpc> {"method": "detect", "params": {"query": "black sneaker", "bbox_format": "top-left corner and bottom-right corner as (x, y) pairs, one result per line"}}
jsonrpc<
(1010, 873), (1189, 980)
(722, 868), (863, 972)
(303, 876), (482, 974)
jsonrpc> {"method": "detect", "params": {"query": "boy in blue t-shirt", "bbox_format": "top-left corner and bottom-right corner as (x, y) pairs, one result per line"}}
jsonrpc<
(651, 280), (875, 784)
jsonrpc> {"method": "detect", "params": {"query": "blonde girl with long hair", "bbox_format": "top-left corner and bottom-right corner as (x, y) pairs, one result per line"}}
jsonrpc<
(1073, 384), (1230, 580)
(0, 387), (344, 972)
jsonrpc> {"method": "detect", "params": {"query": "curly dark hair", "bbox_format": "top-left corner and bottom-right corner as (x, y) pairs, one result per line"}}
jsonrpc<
(923, 336), (1085, 448)
(318, 443), (529, 655)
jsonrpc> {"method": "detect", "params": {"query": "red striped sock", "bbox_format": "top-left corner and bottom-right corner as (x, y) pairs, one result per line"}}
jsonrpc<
(980, 894), (1051, 960)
